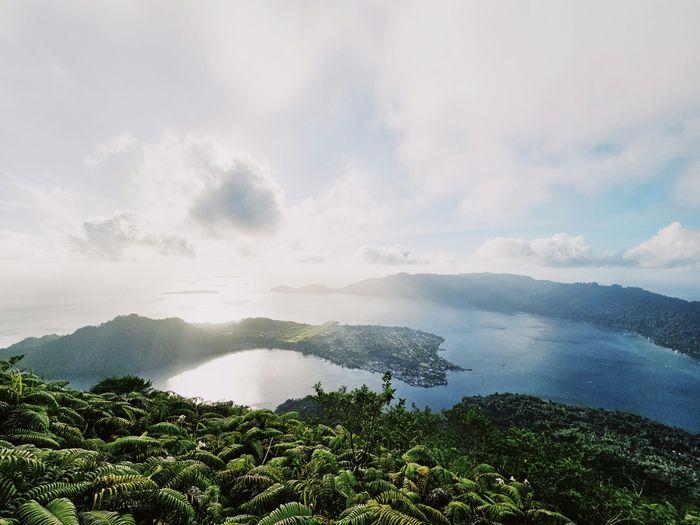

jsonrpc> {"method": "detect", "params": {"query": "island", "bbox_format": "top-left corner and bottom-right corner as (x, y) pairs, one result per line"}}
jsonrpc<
(274, 272), (700, 361)
(1, 314), (460, 388)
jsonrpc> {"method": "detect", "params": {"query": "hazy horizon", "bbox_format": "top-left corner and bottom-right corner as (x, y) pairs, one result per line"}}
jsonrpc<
(1, 1), (700, 310)
(2, 268), (699, 350)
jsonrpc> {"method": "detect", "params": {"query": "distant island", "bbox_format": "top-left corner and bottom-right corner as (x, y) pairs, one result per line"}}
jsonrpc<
(273, 272), (700, 360)
(1, 314), (458, 387)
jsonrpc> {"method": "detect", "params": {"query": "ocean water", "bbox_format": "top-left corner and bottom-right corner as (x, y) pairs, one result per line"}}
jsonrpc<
(2, 290), (699, 432)
(161, 293), (700, 432)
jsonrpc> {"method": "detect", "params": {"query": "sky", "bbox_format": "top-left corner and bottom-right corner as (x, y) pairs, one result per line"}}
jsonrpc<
(1, 0), (700, 303)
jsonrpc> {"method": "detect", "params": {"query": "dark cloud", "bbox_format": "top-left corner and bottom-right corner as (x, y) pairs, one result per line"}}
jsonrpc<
(190, 158), (282, 233)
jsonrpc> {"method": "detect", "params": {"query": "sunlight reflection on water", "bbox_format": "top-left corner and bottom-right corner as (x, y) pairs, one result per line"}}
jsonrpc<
(2, 289), (699, 431)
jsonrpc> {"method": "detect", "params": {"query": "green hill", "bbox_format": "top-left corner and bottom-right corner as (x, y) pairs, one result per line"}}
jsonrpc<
(1, 315), (456, 387)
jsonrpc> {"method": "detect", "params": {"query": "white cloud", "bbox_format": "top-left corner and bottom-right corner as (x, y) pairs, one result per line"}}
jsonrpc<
(356, 245), (430, 266)
(158, 234), (196, 259)
(289, 172), (386, 251)
(82, 131), (136, 167)
(623, 223), (700, 268)
(374, 1), (700, 221)
(473, 233), (612, 267)
(474, 224), (700, 269)
(1, 2), (700, 291)
(298, 255), (326, 264)
(71, 210), (194, 260)
(0, 230), (48, 260)
(189, 3), (376, 112)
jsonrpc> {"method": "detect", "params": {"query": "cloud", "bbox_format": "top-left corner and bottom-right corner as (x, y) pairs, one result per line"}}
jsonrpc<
(356, 245), (430, 266)
(0, 230), (47, 260)
(159, 235), (196, 258)
(298, 255), (326, 264)
(2, 2), (700, 285)
(162, 289), (219, 295)
(623, 223), (700, 268)
(189, 3), (375, 112)
(130, 134), (283, 235)
(82, 131), (136, 167)
(71, 210), (194, 260)
(289, 172), (386, 250)
(474, 224), (700, 269)
(473, 233), (613, 267)
(374, 1), (700, 221)
(190, 156), (283, 233)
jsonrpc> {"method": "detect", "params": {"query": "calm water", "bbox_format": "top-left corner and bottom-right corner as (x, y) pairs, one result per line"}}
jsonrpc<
(163, 293), (700, 433)
(2, 290), (699, 432)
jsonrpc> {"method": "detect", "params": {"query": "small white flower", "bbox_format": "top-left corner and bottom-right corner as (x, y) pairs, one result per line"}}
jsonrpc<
(524, 479), (529, 484)
(496, 477), (504, 485)
(510, 476), (516, 482)
(197, 440), (206, 448)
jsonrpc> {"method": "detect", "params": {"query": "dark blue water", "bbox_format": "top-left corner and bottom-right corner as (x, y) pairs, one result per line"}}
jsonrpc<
(165, 293), (700, 433)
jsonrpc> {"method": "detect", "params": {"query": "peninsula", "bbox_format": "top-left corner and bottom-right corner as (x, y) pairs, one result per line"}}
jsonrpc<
(1, 314), (459, 388)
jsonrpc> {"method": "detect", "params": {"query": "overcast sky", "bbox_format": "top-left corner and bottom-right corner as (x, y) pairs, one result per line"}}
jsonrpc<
(1, 0), (700, 300)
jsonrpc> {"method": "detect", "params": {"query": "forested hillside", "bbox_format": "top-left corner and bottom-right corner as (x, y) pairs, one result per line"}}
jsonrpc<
(1, 315), (455, 387)
(276, 273), (700, 359)
(279, 390), (700, 524)
(1, 357), (699, 524)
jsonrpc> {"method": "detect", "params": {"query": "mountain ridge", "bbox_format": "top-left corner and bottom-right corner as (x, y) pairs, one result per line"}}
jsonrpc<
(273, 272), (700, 359)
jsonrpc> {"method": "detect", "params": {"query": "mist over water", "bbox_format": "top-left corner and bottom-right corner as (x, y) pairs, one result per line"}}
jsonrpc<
(2, 288), (699, 432)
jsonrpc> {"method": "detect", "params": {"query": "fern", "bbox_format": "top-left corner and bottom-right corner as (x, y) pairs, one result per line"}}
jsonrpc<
(257, 502), (313, 525)
(45, 499), (79, 525)
(0, 447), (45, 473)
(23, 392), (60, 413)
(77, 511), (135, 525)
(26, 482), (93, 504)
(164, 462), (210, 491)
(17, 499), (78, 525)
(147, 422), (186, 437)
(0, 360), (580, 525)
(371, 503), (424, 525)
(5, 430), (60, 448)
(151, 488), (195, 524)
(401, 446), (438, 467)
(526, 508), (574, 524)
(241, 482), (289, 513)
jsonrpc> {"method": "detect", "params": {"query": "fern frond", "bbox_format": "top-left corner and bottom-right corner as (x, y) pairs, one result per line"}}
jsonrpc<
(17, 498), (78, 525)
(240, 482), (289, 513)
(257, 502), (313, 525)
(26, 482), (93, 504)
(151, 488), (195, 524)
(5, 430), (60, 448)
(77, 511), (136, 525)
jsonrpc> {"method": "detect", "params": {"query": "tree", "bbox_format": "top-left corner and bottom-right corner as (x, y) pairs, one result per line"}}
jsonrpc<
(90, 375), (153, 395)
(313, 372), (395, 469)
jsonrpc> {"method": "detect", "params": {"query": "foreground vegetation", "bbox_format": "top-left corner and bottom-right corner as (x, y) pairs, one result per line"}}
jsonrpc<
(280, 392), (700, 524)
(1, 356), (698, 524)
(0, 358), (570, 524)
